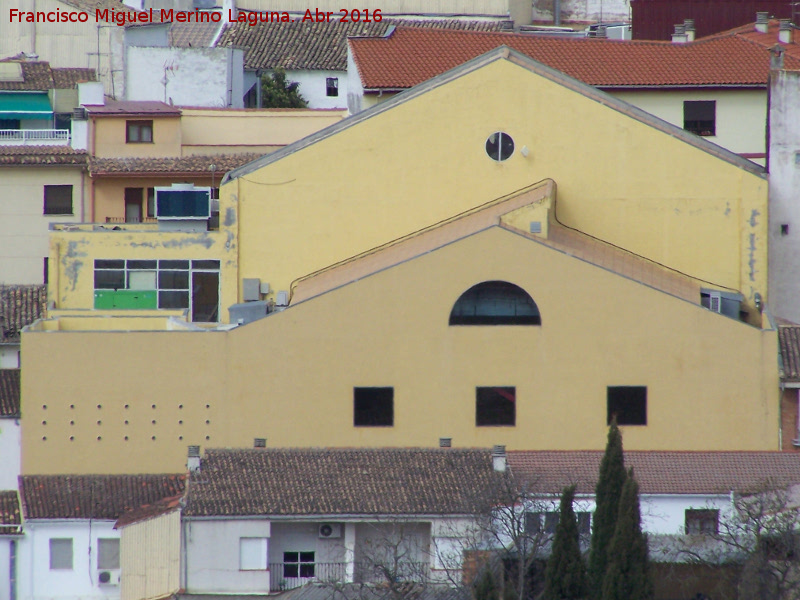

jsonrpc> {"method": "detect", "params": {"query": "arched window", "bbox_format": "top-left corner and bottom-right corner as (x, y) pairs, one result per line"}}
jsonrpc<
(449, 281), (541, 325)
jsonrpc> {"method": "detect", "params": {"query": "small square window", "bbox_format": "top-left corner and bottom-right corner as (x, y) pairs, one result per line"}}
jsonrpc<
(683, 101), (716, 137)
(43, 185), (73, 215)
(50, 538), (73, 570)
(354, 387), (393, 426)
(283, 551), (315, 578)
(476, 387), (516, 426)
(685, 509), (719, 535)
(98, 538), (120, 569)
(126, 120), (153, 143)
(326, 77), (339, 97)
(607, 386), (647, 426)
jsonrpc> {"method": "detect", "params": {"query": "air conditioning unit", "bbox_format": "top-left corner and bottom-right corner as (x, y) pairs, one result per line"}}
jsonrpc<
(319, 523), (342, 539)
(97, 569), (120, 586)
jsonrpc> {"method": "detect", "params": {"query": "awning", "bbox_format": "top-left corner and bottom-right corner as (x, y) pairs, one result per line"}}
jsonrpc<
(0, 93), (53, 120)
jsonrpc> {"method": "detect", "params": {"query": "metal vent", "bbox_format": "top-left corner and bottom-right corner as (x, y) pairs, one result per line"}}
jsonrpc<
(72, 107), (87, 120)
(439, 437), (452, 448)
(492, 444), (506, 455)
(254, 438), (266, 448)
(529, 221), (542, 234)
(188, 445), (200, 457)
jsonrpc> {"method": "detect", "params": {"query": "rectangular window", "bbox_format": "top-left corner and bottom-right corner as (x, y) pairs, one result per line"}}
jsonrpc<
(354, 387), (394, 426)
(0, 118), (20, 129)
(124, 187), (143, 223)
(43, 185), (73, 215)
(476, 386), (516, 426)
(49, 538), (73, 570)
(326, 77), (339, 97)
(97, 538), (120, 569)
(683, 100), (716, 137)
(146, 188), (155, 218)
(283, 551), (315, 578)
(525, 511), (591, 535)
(126, 120), (153, 143)
(607, 386), (647, 426)
(43, 257), (49, 285)
(239, 537), (267, 570)
(685, 509), (719, 535)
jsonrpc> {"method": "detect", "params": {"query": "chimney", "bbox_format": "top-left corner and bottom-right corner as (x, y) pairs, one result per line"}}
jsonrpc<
(492, 445), (507, 472)
(187, 445), (201, 474)
(770, 44), (785, 70)
(684, 19), (695, 42)
(254, 438), (266, 448)
(779, 19), (792, 44)
(672, 24), (688, 43)
(756, 12), (769, 34)
(595, 24), (607, 39)
(439, 437), (452, 448)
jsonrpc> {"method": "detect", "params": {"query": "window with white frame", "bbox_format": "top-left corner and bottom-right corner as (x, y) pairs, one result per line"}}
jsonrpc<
(49, 538), (73, 570)
(283, 551), (315, 578)
(98, 538), (120, 569)
(239, 537), (267, 570)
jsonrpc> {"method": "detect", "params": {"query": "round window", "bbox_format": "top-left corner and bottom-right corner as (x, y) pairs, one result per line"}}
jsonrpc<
(486, 132), (514, 161)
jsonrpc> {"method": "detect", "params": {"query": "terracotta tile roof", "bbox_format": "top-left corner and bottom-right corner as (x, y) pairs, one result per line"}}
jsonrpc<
(19, 474), (186, 520)
(349, 26), (800, 90)
(115, 493), (183, 528)
(0, 491), (21, 536)
(0, 60), (96, 91)
(0, 370), (20, 418)
(507, 451), (800, 495)
(169, 21), (222, 48)
(89, 152), (263, 175)
(0, 285), (47, 342)
(184, 448), (500, 517)
(0, 146), (88, 166)
(720, 20), (800, 61)
(216, 19), (506, 71)
(87, 100), (182, 117)
(51, 67), (97, 89)
(779, 326), (800, 382)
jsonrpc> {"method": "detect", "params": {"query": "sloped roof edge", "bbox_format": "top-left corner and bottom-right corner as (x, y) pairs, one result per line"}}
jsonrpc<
(224, 46), (765, 184)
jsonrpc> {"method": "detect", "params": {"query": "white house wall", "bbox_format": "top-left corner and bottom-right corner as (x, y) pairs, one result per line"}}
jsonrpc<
(611, 88), (767, 164)
(0, 419), (20, 490)
(17, 520), (119, 600)
(0, 167), (86, 285)
(125, 47), (244, 108)
(768, 69), (800, 323)
(184, 519), (271, 593)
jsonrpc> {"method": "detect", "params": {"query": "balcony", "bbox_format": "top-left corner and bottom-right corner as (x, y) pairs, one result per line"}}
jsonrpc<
(268, 562), (430, 592)
(0, 129), (70, 145)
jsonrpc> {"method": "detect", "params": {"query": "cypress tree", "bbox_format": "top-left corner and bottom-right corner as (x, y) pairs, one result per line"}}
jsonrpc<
(474, 568), (499, 600)
(601, 469), (652, 600)
(543, 485), (588, 600)
(588, 420), (627, 597)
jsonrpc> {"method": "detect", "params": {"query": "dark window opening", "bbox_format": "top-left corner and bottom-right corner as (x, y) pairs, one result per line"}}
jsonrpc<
(476, 386), (516, 426)
(0, 119), (20, 130)
(124, 187), (143, 223)
(283, 551), (315, 578)
(43, 257), (49, 285)
(607, 386), (647, 426)
(486, 131), (514, 161)
(684, 101), (715, 137)
(450, 281), (540, 326)
(55, 113), (71, 130)
(43, 185), (73, 215)
(126, 120), (153, 143)
(326, 77), (339, 97)
(146, 188), (155, 218)
(354, 387), (394, 427)
(685, 509), (719, 535)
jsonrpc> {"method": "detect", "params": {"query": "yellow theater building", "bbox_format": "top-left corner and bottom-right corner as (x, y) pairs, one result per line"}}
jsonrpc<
(24, 48), (778, 474)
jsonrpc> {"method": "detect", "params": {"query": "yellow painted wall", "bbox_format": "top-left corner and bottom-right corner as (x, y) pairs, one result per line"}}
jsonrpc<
(48, 222), (237, 315)
(120, 511), (181, 600)
(22, 226), (779, 474)
(92, 116), (182, 158)
(179, 109), (347, 156)
(229, 57), (768, 317)
(0, 166), (88, 285)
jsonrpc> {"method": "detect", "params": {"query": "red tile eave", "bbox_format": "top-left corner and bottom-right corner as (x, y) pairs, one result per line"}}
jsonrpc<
(89, 113), (180, 118)
(90, 171), (215, 177)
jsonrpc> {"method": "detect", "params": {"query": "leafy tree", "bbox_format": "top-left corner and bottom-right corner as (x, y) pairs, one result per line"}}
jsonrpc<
(543, 485), (588, 600)
(474, 567), (500, 600)
(601, 469), (652, 600)
(260, 68), (307, 108)
(588, 420), (627, 597)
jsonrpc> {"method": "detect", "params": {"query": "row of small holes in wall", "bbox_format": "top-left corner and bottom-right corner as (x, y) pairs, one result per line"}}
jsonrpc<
(41, 419), (212, 426)
(41, 404), (212, 410)
(41, 435), (212, 442)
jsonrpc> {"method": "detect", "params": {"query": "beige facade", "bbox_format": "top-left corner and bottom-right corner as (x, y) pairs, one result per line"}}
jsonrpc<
(0, 165), (87, 285)
(120, 510), (181, 600)
(91, 114), (182, 159)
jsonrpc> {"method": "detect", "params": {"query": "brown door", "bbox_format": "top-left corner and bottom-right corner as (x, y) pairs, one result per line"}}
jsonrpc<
(191, 271), (219, 322)
(124, 188), (143, 223)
